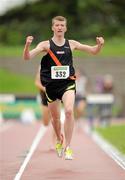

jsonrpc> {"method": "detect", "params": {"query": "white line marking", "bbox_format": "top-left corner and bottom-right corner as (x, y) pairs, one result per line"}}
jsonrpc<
(92, 131), (125, 170)
(14, 125), (47, 180)
(83, 125), (125, 170)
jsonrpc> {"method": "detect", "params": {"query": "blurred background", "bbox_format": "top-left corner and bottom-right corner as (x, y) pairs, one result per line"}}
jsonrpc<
(0, 0), (125, 118)
(0, 0), (125, 122)
(0, 0), (125, 162)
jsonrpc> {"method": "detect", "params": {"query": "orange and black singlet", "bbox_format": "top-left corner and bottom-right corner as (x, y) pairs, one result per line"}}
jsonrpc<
(40, 39), (75, 86)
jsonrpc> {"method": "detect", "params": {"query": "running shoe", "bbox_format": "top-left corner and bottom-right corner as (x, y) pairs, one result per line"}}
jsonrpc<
(55, 134), (64, 158)
(65, 147), (73, 160)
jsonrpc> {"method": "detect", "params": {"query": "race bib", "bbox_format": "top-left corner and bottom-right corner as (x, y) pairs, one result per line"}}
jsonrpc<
(51, 66), (69, 79)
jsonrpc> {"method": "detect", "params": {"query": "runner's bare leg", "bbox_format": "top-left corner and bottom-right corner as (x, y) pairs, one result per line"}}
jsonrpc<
(48, 100), (62, 142)
(62, 90), (75, 149)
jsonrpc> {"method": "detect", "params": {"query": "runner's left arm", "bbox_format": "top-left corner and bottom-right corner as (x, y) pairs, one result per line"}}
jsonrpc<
(71, 37), (104, 55)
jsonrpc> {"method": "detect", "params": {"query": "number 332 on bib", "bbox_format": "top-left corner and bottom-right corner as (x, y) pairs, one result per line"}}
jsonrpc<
(51, 66), (69, 79)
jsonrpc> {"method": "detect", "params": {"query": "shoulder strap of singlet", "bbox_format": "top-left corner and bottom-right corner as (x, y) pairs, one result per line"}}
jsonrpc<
(48, 49), (62, 66)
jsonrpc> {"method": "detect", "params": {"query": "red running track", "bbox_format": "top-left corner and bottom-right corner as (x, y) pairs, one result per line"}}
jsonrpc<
(0, 120), (125, 180)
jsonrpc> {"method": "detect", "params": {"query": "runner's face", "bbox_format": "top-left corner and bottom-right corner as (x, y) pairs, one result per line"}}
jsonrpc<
(52, 20), (67, 37)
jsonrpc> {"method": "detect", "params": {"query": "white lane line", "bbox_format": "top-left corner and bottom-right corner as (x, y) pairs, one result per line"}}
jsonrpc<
(14, 125), (47, 180)
(92, 131), (125, 170)
(83, 125), (125, 170)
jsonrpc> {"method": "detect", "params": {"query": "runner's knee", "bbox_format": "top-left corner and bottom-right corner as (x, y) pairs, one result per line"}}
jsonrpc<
(65, 108), (73, 119)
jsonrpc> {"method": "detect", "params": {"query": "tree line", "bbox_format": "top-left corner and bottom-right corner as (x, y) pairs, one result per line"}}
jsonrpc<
(0, 0), (125, 45)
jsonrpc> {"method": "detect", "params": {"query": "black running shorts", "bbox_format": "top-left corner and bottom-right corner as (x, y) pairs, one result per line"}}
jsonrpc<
(45, 80), (76, 103)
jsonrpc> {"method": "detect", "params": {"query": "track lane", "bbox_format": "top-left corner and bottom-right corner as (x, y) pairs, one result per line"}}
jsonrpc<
(0, 121), (43, 180)
(21, 126), (125, 180)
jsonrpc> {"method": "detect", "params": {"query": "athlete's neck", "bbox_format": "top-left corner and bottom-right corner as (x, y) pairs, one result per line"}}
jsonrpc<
(52, 36), (65, 46)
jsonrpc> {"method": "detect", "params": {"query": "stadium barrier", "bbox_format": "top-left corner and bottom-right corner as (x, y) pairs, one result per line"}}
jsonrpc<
(0, 94), (114, 121)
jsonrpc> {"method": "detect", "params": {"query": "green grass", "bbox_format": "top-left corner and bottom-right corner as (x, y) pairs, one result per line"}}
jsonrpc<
(96, 125), (125, 154)
(0, 37), (125, 58)
(0, 45), (24, 57)
(0, 69), (37, 94)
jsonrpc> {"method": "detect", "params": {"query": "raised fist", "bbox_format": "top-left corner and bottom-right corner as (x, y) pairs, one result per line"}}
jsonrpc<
(26, 36), (34, 45)
(96, 37), (104, 46)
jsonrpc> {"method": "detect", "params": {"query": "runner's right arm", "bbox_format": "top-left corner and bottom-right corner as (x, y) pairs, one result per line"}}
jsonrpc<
(23, 36), (48, 60)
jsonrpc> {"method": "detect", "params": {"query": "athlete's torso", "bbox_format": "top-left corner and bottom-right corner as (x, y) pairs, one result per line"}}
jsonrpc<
(40, 39), (75, 86)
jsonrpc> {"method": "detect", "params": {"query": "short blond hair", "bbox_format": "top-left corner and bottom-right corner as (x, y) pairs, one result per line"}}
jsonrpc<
(52, 16), (67, 26)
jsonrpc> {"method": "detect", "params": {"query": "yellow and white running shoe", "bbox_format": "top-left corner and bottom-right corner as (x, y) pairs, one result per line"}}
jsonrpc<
(65, 147), (73, 160)
(55, 134), (64, 158)
(55, 142), (64, 157)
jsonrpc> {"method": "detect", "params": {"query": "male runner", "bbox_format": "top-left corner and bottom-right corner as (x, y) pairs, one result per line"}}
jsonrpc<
(23, 16), (104, 160)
